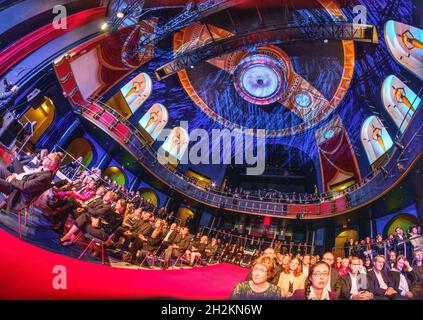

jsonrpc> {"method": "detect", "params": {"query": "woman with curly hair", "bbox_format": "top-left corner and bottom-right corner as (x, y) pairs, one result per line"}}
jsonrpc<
(290, 261), (338, 300)
(230, 256), (281, 300)
(277, 258), (306, 298)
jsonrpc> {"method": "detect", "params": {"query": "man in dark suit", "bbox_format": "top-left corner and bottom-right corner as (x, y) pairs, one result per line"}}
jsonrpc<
(340, 256), (373, 300)
(52, 185), (108, 233)
(322, 252), (342, 297)
(162, 222), (178, 248)
(0, 152), (60, 212)
(163, 227), (191, 268)
(120, 211), (153, 253)
(109, 208), (142, 247)
(59, 191), (118, 245)
(367, 255), (399, 299)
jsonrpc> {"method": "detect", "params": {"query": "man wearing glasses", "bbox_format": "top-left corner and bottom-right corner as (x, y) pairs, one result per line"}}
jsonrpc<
(340, 256), (373, 300)
(0, 152), (60, 212)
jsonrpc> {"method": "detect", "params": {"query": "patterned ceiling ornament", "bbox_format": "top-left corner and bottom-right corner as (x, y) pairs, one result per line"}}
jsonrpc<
(173, 1), (355, 137)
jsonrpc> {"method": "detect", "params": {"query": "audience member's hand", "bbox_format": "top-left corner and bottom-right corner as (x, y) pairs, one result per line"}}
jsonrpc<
(385, 287), (397, 296)
(6, 174), (17, 182)
(404, 291), (413, 298)
(91, 218), (99, 228)
(360, 291), (373, 300)
(403, 260), (412, 271)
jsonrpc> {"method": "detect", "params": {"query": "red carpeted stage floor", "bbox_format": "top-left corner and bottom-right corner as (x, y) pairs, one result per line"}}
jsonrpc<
(0, 229), (249, 299)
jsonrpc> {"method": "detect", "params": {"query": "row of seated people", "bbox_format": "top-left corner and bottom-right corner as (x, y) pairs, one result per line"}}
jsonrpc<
(230, 248), (423, 300)
(50, 182), (218, 268)
(0, 149), (194, 268)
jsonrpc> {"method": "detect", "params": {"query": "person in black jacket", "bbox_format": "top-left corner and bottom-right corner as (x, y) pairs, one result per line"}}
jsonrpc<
(367, 255), (399, 300)
(389, 255), (414, 298)
(59, 191), (117, 245)
(120, 211), (153, 254)
(340, 257), (373, 300)
(126, 218), (165, 263)
(0, 152), (60, 212)
(109, 208), (143, 247)
(163, 227), (191, 269)
(162, 222), (178, 247)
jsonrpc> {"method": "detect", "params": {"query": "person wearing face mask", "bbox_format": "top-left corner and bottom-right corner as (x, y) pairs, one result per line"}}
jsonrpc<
(340, 256), (373, 300)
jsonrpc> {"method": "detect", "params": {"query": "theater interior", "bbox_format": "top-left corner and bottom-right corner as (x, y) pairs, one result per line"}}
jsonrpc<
(0, 0), (422, 300)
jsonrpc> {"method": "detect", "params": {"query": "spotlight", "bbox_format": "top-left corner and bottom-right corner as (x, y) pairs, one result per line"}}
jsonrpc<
(116, 12), (125, 19)
(190, 65), (194, 69)
(324, 39), (328, 43)
(211, 182), (216, 188)
(101, 23), (109, 31)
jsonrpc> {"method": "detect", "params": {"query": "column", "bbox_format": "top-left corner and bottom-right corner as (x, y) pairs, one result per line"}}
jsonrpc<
(96, 153), (111, 171)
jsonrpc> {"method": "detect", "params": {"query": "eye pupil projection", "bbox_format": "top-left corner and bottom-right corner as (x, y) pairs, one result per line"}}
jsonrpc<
(233, 54), (288, 105)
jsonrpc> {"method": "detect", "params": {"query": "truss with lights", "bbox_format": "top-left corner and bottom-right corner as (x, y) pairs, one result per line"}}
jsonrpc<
(155, 22), (378, 80)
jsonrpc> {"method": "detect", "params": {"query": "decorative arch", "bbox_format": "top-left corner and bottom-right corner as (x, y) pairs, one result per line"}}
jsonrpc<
(120, 72), (152, 113)
(177, 207), (195, 227)
(102, 166), (126, 186)
(384, 213), (419, 237)
(64, 137), (94, 167)
(361, 116), (394, 165)
(382, 75), (421, 133)
(20, 96), (55, 144)
(138, 103), (168, 140)
(138, 188), (159, 206)
(160, 126), (189, 161)
(334, 229), (358, 258)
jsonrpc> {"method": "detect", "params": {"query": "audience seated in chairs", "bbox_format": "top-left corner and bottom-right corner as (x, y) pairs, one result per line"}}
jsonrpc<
(51, 182), (104, 233)
(0, 152), (61, 212)
(120, 211), (153, 258)
(185, 235), (208, 266)
(340, 256), (373, 300)
(109, 208), (143, 248)
(389, 254), (414, 298)
(58, 191), (118, 246)
(367, 255), (400, 300)
(127, 218), (166, 264)
(163, 227), (190, 269)
(158, 222), (178, 253)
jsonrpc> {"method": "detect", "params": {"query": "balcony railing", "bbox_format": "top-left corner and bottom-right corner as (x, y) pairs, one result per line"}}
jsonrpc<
(77, 99), (423, 219)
